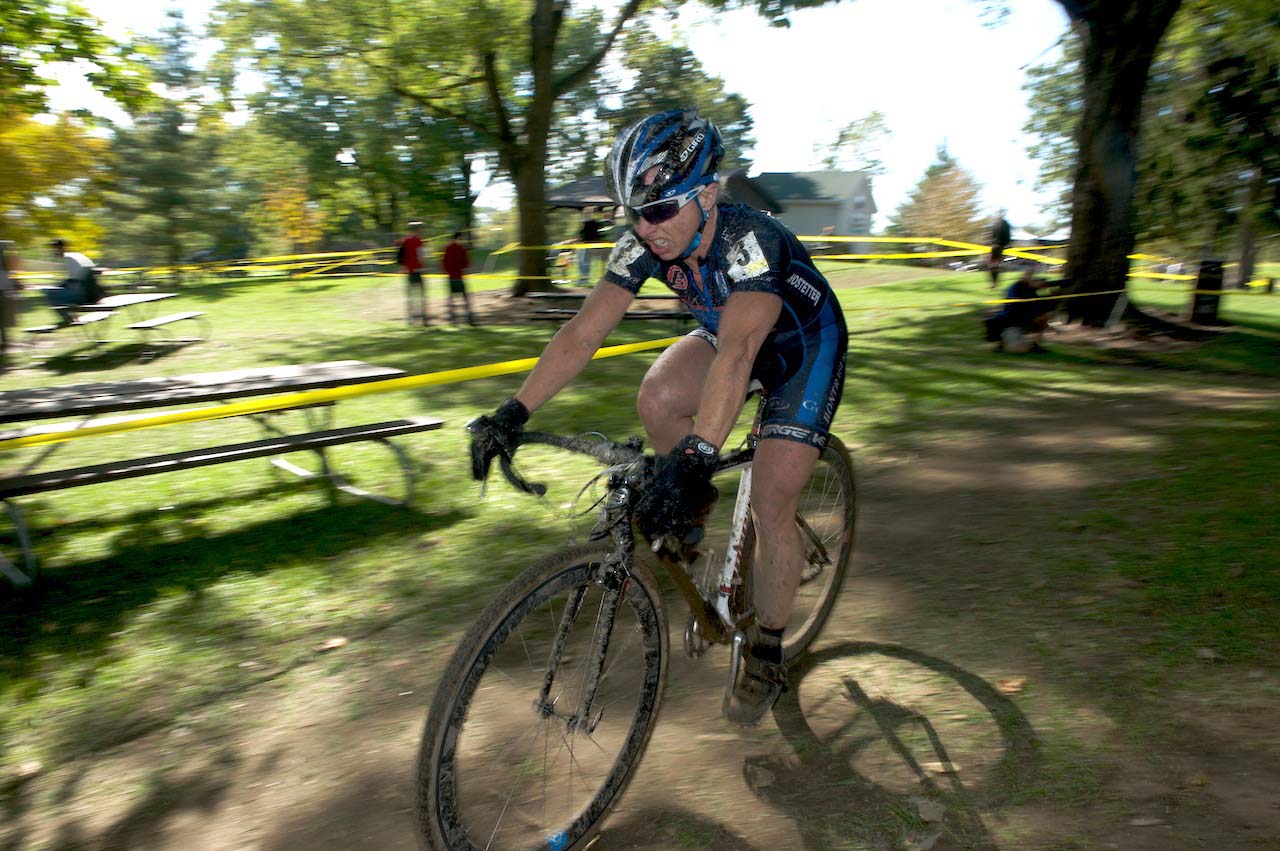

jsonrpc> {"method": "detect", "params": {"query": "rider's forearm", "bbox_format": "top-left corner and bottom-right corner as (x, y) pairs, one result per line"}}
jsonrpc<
(691, 345), (755, 450)
(513, 319), (604, 413)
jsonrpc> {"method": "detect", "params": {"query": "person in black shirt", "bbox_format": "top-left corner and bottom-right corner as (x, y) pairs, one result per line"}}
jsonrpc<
(989, 211), (1013, 288)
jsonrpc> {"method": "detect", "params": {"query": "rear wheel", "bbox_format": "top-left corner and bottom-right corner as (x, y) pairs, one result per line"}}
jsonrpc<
(416, 543), (668, 851)
(738, 435), (857, 660)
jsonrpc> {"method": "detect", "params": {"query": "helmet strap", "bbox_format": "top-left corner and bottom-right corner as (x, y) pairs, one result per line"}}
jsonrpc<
(676, 204), (712, 262)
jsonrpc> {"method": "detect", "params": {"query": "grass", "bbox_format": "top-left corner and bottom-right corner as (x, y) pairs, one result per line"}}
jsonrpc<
(1, 265), (1277, 807)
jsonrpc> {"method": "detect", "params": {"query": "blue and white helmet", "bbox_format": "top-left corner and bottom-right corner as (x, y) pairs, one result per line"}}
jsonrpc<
(605, 108), (724, 209)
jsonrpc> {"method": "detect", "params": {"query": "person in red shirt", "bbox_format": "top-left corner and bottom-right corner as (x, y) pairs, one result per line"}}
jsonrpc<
(442, 231), (476, 326)
(397, 221), (427, 325)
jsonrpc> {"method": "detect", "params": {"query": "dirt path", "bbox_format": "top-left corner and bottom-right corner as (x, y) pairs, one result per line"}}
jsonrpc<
(4, 384), (1278, 851)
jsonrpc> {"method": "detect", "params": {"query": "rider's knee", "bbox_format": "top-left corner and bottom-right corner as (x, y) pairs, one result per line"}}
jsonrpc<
(635, 379), (680, 427)
(750, 492), (798, 540)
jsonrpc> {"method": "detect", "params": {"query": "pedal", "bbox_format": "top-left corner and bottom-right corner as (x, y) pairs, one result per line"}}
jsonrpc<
(720, 630), (747, 716)
(683, 614), (709, 659)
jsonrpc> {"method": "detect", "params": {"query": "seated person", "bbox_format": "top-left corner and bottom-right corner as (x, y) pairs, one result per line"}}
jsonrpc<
(44, 238), (98, 325)
(984, 268), (1055, 352)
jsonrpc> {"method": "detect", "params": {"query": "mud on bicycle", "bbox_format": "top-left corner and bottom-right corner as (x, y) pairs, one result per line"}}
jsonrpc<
(414, 409), (856, 851)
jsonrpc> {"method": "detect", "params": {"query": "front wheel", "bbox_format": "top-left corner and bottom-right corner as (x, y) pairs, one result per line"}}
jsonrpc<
(739, 435), (857, 660)
(415, 543), (669, 851)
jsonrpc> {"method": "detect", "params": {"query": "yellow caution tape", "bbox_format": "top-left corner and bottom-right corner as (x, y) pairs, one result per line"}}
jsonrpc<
(0, 336), (682, 453)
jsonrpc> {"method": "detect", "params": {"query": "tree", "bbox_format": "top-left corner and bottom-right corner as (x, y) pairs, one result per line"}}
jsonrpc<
(1026, 1), (1279, 286)
(886, 146), (985, 245)
(217, 0), (648, 294)
(714, 0), (1184, 323)
(596, 23), (755, 176)
(0, 114), (111, 250)
(100, 11), (220, 266)
(0, 0), (150, 121)
(816, 110), (889, 174)
(1048, 0), (1183, 322)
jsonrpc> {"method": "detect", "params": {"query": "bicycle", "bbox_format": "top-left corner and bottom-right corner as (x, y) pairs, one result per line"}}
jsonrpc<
(415, 409), (857, 851)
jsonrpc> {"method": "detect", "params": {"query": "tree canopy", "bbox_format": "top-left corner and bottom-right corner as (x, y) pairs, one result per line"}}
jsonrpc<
(0, 0), (151, 121)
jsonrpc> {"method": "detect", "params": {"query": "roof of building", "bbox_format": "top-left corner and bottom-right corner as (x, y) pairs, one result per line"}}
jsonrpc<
(752, 171), (876, 213)
(546, 170), (786, 214)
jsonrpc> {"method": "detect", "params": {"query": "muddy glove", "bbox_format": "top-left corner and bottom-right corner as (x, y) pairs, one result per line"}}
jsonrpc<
(636, 434), (720, 543)
(467, 397), (529, 482)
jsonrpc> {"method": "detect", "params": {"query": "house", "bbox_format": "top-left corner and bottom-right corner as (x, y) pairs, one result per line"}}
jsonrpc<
(749, 171), (876, 238)
(547, 172), (785, 215)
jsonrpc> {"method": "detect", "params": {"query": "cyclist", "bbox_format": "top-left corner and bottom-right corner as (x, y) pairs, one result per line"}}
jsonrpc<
(469, 107), (848, 726)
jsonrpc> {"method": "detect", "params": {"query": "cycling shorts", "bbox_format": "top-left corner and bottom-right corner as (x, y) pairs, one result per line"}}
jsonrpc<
(689, 323), (847, 450)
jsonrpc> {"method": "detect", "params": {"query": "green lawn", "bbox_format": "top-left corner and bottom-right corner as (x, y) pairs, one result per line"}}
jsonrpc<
(1, 265), (1277, 784)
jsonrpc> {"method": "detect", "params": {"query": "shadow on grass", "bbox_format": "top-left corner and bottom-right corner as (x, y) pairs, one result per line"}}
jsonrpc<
(753, 641), (1038, 850)
(7, 744), (242, 851)
(35, 340), (198, 376)
(0, 496), (470, 684)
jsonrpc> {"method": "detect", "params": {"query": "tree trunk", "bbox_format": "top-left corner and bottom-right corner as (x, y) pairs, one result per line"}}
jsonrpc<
(1233, 169), (1264, 288)
(1059, 0), (1182, 324)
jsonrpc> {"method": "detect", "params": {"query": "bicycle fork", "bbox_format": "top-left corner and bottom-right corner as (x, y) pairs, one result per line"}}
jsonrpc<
(534, 481), (638, 735)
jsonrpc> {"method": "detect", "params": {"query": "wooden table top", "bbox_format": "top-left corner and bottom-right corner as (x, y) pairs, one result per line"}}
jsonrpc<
(0, 360), (405, 424)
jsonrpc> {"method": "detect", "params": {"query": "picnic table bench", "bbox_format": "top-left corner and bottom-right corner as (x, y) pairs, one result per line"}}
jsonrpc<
(525, 291), (691, 326)
(0, 361), (441, 587)
(24, 292), (206, 345)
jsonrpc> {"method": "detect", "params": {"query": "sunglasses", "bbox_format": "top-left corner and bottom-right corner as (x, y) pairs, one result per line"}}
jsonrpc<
(626, 187), (702, 226)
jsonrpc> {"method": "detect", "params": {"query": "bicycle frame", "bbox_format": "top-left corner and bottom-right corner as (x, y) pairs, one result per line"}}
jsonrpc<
(501, 431), (763, 733)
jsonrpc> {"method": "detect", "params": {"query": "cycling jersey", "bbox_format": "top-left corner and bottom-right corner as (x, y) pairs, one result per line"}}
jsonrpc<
(602, 203), (848, 448)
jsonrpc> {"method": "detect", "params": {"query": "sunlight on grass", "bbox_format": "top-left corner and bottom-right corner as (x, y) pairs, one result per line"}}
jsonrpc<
(2, 265), (1277, 790)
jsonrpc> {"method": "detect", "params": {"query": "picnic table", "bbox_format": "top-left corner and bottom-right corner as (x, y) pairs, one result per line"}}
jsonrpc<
(0, 360), (443, 587)
(526, 290), (692, 326)
(25, 291), (207, 344)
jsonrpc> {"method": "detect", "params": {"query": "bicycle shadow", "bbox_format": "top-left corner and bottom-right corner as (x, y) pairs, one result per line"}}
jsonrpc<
(749, 641), (1041, 850)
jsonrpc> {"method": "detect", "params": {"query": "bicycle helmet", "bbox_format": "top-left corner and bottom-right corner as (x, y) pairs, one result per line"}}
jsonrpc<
(606, 108), (724, 210)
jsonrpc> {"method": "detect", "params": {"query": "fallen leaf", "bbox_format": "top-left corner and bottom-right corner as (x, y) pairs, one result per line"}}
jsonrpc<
(997, 677), (1026, 695)
(1182, 772), (1210, 787)
(1129, 817), (1165, 827)
(744, 763), (775, 789)
(1229, 566), (1245, 579)
(921, 761), (960, 775)
(318, 637), (350, 652)
(910, 829), (943, 851)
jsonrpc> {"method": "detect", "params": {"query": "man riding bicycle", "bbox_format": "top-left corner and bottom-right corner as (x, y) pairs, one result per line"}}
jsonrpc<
(470, 107), (848, 726)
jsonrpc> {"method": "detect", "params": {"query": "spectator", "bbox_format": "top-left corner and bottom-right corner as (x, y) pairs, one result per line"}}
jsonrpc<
(985, 267), (1054, 353)
(576, 208), (604, 286)
(397, 221), (427, 326)
(1, 242), (20, 365)
(44, 238), (97, 325)
(989, 210), (1013, 288)
(441, 231), (476, 326)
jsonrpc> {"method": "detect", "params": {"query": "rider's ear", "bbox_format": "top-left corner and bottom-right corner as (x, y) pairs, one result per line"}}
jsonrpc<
(697, 182), (719, 213)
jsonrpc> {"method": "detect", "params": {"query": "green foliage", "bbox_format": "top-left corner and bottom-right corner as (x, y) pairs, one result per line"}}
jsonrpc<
(590, 22), (755, 176)
(0, 0), (152, 121)
(1024, 1), (1279, 260)
(816, 110), (890, 174)
(0, 114), (111, 251)
(98, 12), (229, 266)
(885, 146), (985, 242)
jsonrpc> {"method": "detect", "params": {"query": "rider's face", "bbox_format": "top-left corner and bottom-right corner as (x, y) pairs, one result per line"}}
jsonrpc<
(632, 169), (712, 262)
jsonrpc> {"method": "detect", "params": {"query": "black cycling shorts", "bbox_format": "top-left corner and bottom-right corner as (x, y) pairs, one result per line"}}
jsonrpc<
(689, 323), (847, 450)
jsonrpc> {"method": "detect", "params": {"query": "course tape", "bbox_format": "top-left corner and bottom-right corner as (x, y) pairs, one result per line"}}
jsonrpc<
(0, 336), (682, 454)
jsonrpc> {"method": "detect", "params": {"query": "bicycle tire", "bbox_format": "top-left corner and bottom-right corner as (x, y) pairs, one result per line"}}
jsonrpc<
(736, 435), (857, 660)
(416, 543), (669, 851)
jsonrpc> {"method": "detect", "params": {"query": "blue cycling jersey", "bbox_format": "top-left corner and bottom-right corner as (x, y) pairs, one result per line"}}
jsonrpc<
(602, 203), (842, 342)
(602, 203), (848, 449)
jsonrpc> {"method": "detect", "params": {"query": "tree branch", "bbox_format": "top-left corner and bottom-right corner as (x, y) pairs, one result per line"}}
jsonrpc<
(551, 0), (645, 97)
(483, 51), (516, 147)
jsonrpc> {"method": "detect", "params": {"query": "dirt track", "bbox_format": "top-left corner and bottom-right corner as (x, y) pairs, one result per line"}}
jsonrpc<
(5, 376), (1278, 851)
